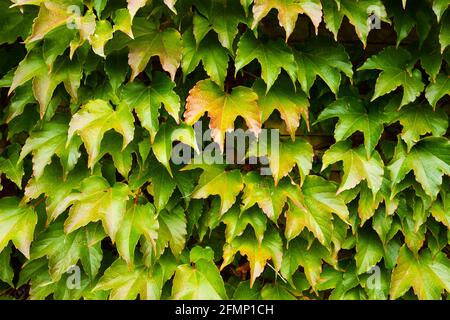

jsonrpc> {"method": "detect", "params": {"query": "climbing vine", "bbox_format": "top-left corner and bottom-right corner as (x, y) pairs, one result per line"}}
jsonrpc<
(0, 0), (449, 300)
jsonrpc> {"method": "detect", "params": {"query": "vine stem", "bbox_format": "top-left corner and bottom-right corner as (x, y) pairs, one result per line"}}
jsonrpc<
(266, 262), (288, 284)
(32, 198), (45, 208)
(134, 189), (141, 205)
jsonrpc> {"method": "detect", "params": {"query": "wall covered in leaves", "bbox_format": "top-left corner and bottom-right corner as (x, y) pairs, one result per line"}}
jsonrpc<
(0, 0), (449, 300)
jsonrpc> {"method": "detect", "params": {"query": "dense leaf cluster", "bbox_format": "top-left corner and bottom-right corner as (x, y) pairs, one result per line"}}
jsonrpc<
(0, 0), (449, 300)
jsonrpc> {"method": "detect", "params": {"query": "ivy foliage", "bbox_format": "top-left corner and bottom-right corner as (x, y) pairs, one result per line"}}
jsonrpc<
(0, 0), (449, 300)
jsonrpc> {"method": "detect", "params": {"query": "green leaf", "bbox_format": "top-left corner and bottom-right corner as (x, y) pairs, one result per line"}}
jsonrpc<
(68, 10), (96, 57)
(17, 258), (57, 300)
(316, 96), (385, 157)
(26, 2), (75, 43)
(294, 38), (353, 96)
(0, 197), (37, 258)
(8, 50), (46, 95)
(127, 0), (148, 20)
(0, 144), (24, 188)
(91, 20), (113, 58)
(105, 50), (129, 93)
(182, 29), (229, 87)
(164, 0), (177, 13)
(233, 280), (261, 299)
(240, 0), (253, 15)
(184, 79), (261, 152)
(192, 0), (245, 50)
(64, 176), (130, 241)
(221, 228), (283, 287)
(183, 163), (243, 215)
(67, 99), (134, 168)
(149, 172), (176, 211)
(127, 18), (182, 81)
(425, 74), (450, 108)
(113, 9), (133, 39)
(251, 0), (322, 40)
(30, 222), (104, 280)
(42, 26), (76, 69)
(392, 103), (448, 151)
(432, 0), (449, 21)
(430, 191), (450, 229)
(116, 202), (158, 267)
(94, 0), (107, 16)
(420, 36), (442, 82)
(171, 246), (227, 299)
(32, 56), (82, 117)
(281, 238), (333, 289)
(248, 137), (313, 186)
(397, 196), (428, 252)
(20, 117), (81, 179)
(0, 245), (14, 286)
(0, 2), (34, 45)
(390, 246), (450, 299)
(355, 228), (384, 274)
(241, 172), (290, 223)
(190, 245), (215, 263)
(357, 180), (390, 226)
(157, 206), (187, 257)
(322, 141), (384, 194)
(5, 83), (36, 123)
(94, 255), (177, 299)
(314, 265), (342, 291)
(23, 162), (87, 224)
(253, 77), (309, 139)
(388, 137), (450, 198)
(96, 133), (134, 178)
(260, 283), (296, 300)
(122, 73), (180, 142)
(359, 47), (424, 108)
(147, 160), (195, 211)
(440, 11), (450, 52)
(386, 0), (433, 46)
(235, 31), (297, 92)
(197, 197), (226, 241)
(222, 205), (267, 244)
(285, 175), (349, 245)
(322, 0), (388, 46)
(152, 121), (198, 176)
